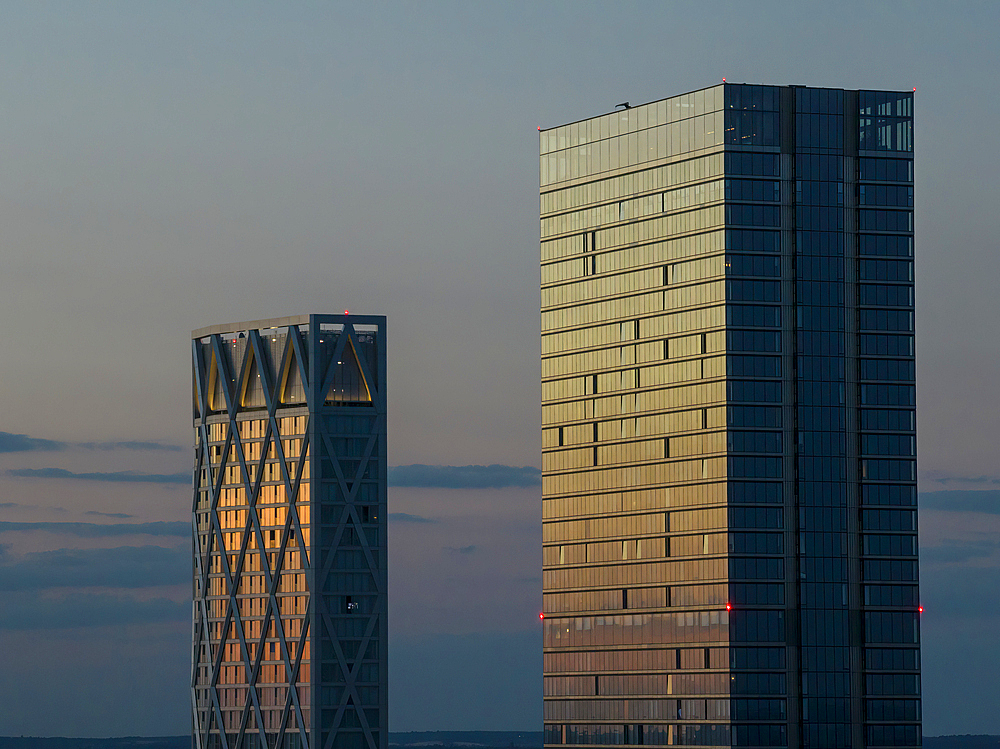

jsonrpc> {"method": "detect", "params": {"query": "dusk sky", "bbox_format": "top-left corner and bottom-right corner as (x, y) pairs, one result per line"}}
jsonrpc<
(0, 0), (998, 738)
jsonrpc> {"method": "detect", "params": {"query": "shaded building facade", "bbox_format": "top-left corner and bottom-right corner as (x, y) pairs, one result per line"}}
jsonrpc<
(192, 314), (387, 749)
(540, 85), (918, 747)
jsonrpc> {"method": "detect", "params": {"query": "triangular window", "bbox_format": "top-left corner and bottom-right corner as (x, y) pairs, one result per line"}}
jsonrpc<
(325, 340), (371, 404)
(240, 350), (266, 409)
(208, 350), (228, 412)
(281, 349), (306, 404)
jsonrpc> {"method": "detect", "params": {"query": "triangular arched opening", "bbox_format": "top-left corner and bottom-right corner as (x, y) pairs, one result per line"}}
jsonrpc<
(208, 350), (228, 412)
(240, 349), (266, 409)
(280, 348), (306, 405)
(325, 339), (371, 404)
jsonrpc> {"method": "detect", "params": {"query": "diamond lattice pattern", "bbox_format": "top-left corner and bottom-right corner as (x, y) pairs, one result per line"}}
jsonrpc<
(192, 321), (385, 749)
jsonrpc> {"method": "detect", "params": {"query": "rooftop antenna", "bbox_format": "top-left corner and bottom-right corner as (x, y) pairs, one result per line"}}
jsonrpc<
(615, 102), (631, 110)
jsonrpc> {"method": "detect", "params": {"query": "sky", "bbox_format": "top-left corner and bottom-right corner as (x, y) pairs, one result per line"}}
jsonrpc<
(0, 0), (998, 738)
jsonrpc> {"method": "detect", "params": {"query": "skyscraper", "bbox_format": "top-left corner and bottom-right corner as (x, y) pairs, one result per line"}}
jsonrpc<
(192, 314), (387, 749)
(540, 85), (918, 748)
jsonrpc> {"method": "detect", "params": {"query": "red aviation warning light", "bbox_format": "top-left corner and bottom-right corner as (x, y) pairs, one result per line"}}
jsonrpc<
(726, 602), (732, 612)
(344, 310), (349, 315)
(539, 612), (545, 621)
(918, 606), (923, 613)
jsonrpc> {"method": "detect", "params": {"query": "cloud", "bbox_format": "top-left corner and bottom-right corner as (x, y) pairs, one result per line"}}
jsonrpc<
(0, 545), (188, 591)
(0, 430), (183, 453)
(444, 545), (477, 555)
(0, 521), (188, 538)
(388, 464), (541, 489)
(0, 502), (21, 509)
(921, 539), (999, 564)
(0, 431), (66, 453)
(389, 512), (437, 524)
(8, 463), (543, 489)
(85, 511), (134, 519)
(920, 490), (1000, 515)
(7, 468), (189, 484)
(926, 474), (1000, 486)
(78, 441), (184, 452)
(0, 591), (188, 629)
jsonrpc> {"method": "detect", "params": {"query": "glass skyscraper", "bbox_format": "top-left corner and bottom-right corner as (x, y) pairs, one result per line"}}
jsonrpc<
(192, 314), (387, 749)
(540, 85), (918, 748)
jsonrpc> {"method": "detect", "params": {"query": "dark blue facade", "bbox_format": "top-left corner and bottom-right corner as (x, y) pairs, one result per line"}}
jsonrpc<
(724, 85), (918, 749)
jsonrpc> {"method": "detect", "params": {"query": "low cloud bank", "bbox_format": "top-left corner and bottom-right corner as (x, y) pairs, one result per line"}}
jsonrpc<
(0, 544), (188, 591)
(388, 464), (540, 489)
(0, 521), (188, 538)
(6, 463), (542, 489)
(0, 431), (181, 453)
(388, 512), (436, 524)
(8, 468), (189, 484)
(0, 432), (65, 453)
(920, 490), (1000, 514)
(0, 591), (187, 629)
(78, 441), (183, 452)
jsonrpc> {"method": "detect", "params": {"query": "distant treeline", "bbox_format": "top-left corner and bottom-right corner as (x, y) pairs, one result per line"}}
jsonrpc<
(0, 734), (996, 749)
(0, 741), (188, 749)
(0, 735), (543, 749)
(390, 732), (543, 747)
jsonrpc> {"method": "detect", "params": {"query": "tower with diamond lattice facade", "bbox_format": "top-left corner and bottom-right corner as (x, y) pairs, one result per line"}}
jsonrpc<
(191, 314), (387, 749)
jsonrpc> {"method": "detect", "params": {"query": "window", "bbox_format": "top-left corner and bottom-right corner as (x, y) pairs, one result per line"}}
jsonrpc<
(727, 330), (781, 353)
(726, 204), (781, 227)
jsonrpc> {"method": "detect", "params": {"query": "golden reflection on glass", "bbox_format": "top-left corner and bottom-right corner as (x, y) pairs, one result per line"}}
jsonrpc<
(196, 414), (311, 727)
(541, 85), (734, 742)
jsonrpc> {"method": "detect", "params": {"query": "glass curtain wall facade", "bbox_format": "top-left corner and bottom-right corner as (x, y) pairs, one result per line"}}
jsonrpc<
(540, 85), (918, 748)
(192, 314), (387, 749)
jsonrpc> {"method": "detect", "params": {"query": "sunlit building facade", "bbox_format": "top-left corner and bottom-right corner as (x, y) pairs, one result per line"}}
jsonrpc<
(192, 314), (387, 749)
(540, 85), (919, 748)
